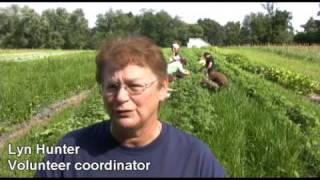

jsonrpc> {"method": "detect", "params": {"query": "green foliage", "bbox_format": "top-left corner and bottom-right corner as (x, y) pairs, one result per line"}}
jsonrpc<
(240, 3), (294, 45)
(224, 21), (241, 45)
(1, 47), (320, 177)
(250, 45), (320, 63)
(0, 5), (90, 49)
(162, 47), (320, 176)
(188, 24), (204, 38)
(0, 89), (108, 177)
(197, 18), (225, 45)
(216, 50), (320, 176)
(1, 4), (319, 47)
(0, 51), (96, 133)
(224, 53), (320, 94)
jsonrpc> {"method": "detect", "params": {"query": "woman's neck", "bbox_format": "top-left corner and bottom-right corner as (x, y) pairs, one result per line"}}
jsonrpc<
(110, 120), (162, 148)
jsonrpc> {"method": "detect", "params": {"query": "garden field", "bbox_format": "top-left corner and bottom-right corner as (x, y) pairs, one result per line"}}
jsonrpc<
(0, 46), (319, 177)
(0, 49), (90, 62)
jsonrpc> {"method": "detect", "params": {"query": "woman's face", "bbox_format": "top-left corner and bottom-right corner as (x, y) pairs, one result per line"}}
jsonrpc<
(101, 63), (168, 129)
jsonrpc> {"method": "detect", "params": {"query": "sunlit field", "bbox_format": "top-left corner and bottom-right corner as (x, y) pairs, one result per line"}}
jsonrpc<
(0, 46), (319, 177)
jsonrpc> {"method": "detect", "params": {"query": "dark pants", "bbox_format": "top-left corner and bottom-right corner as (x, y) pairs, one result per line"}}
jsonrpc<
(169, 71), (185, 82)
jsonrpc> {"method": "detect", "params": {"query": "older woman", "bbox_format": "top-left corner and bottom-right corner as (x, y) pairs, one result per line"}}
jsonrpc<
(35, 36), (225, 178)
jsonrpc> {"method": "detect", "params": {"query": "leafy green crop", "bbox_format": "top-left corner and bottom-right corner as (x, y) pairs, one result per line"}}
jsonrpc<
(0, 52), (96, 134)
(224, 53), (320, 95)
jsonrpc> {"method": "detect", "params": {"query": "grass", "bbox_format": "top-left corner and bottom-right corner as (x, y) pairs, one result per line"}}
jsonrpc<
(0, 88), (108, 177)
(0, 47), (319, 177)
(250, 45), (320, 63)
(215, 51), (320, 177)
(0, 52), (97, 134)
(159, 48), (317, 177)
(0, 49), (91, 62)
(219, 47), (320, 82)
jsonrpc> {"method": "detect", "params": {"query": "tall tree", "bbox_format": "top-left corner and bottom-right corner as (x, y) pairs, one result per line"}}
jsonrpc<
(170, 17), (189, 46)
(41, 8), (69, 48)
(19, 6), (44, 48)
(64, 9), (90, 49)
(271, 9), (294, 43)
(262, 2), (293, 44)
(294, 5), (320, 44)
(95, 10), (139, 39)
(188, 24), (204, 38)
(197, 18), (225, 45)
(0, 5), (20, 48)
(239, 13), (269, 44)
(138, 9), (162, 45)
(224, 21), (241, 45)
(301, 17), (320, 33)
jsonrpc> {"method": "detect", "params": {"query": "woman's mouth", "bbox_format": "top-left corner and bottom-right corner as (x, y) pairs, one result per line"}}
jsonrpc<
(114, 110), (134, 118)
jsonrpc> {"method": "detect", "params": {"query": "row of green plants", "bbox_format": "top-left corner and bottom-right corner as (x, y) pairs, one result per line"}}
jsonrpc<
(161, 48), (320, 177)
(219, 47), (320, 83)
(214, 50), (320, 176)
(0, 89), (108, 177)
(208, 47), (320, 130)
(222, 53), (320, 95)
(0, 50), (90, 62)
(0, 52), (97, 135)
(0, 49), (50, 54)
(250, 45), (320, 63)
(1, 47), (319, 177)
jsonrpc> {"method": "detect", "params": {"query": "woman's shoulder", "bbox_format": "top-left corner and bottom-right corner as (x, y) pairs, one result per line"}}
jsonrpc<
(163, 122), (211, 152)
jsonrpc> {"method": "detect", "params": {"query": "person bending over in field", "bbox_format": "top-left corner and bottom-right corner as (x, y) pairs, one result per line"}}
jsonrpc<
(200, 52), (215, 75)
(35, 35), (225, 178)
(201, 70), (228, 91)
(200, 52), (228, 91)
(167, 57), (190, 83)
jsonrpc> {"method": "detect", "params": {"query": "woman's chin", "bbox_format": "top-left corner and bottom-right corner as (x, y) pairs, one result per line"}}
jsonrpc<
(113, 117), (140, 129)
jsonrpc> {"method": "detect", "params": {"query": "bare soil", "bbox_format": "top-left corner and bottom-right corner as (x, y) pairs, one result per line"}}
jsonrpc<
(309, 93), (320, 104)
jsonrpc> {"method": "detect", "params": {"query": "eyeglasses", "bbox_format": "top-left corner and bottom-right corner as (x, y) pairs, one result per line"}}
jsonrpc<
(102, 80), (158, 96)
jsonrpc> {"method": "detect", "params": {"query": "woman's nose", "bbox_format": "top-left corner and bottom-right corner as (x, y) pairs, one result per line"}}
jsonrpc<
(115, 86), (130, 102)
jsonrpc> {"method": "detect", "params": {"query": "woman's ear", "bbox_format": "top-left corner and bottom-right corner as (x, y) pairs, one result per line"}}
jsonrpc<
(159, 77), (169, 102)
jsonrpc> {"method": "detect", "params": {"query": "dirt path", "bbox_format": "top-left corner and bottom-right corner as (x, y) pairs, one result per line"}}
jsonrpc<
(308, 93), (320, 104)
(0, 89), (92, 150)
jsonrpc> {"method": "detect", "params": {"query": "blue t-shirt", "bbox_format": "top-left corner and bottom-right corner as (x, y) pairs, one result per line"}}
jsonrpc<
(35, 120), (225, 177)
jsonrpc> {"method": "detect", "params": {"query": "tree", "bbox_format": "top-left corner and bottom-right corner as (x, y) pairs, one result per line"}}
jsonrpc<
(138, 10), (186, 47)
(301, 17), (320, 33)
(171, 17), (189, 46)
(41, 8), (69, 48)
(271, 9), (294, 43)
(197, 18), (225, 45)
(0, 5), (21, 48)
(224, 21), (241, 45)
(188, 24), (204, 38)
(293, 3), (320, 44)
(95, 9), (140, 44)
(261, 2), (293, 44)
(19, 6), (45, 48)
(64, 9), (90, 49)
(239, 13), (269, 44)
(238, 3), (293, 45)
(239, 15), (252, 45)
(0, 5), (45, 48)
(153, 10), (176, 46)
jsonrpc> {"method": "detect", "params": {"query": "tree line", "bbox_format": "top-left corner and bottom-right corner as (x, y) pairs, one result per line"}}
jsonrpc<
(0, 3), (319, 49)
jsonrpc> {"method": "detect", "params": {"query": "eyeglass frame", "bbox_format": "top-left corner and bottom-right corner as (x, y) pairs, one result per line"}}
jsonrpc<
(101, 79), (158, 96)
